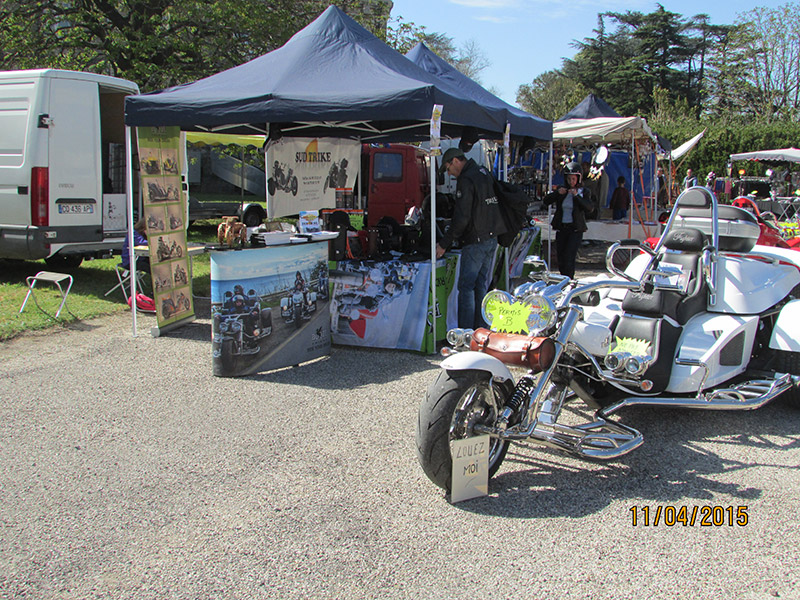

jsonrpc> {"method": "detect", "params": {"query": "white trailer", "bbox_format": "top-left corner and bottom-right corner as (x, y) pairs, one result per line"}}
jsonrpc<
(0, 69), (139, 267)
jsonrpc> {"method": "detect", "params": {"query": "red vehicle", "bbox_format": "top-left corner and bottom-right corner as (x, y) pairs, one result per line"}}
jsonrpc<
(730, 196), (800, 249)
(359, 144), (431, 228)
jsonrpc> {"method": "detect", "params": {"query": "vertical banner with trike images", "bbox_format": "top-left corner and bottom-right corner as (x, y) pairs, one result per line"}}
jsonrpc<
(137, 126), (193, 329)
(210, 244), (331, 377)
(266, 137), (361, 217)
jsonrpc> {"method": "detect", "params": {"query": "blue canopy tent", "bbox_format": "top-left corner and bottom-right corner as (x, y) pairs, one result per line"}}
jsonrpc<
(557, 94), (621, 121)
(125, 6), (551, 145)
(405, 42), (551, 144)
(123, 5), (553, 338)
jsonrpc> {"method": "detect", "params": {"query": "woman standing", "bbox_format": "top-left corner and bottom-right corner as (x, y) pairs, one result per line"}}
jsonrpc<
(543, 162), (594, 278)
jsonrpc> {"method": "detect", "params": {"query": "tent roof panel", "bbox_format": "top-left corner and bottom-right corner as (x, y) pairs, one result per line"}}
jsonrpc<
(125, 6), (547, 142)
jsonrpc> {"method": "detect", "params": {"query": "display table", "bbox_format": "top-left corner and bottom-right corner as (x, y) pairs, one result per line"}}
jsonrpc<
(209, 241), (331, 377)
(536, 219), (661, 242)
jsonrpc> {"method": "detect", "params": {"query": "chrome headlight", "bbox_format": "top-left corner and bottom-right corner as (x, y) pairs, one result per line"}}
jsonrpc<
(624, 354), (653, 376)
(446, 328), (474, 348)
(481, 290), (514, 329)
(522, 294), (557, 336)
(481, 289), (556, 336)
(605, 351), (629, 372)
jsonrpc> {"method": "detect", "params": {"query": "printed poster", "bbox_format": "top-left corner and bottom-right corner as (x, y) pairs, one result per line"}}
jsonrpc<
(330, 259), (430, 350)
(210, 244), (330, 377)
(330, 256), (458, 352)
(267, 137), (361, 217)
(136, 126), (193, 329)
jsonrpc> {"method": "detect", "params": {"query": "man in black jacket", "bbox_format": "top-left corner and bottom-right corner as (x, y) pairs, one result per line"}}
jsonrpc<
(543, 161), (594, 278)
(435, 147), (507, 329)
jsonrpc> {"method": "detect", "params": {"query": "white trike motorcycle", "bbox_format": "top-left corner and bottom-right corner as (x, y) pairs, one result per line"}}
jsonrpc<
(417, 187), (800, 493)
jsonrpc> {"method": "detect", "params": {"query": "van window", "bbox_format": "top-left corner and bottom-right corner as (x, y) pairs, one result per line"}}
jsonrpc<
(373, 153), (403, 183)
(0, 95), (30, 168)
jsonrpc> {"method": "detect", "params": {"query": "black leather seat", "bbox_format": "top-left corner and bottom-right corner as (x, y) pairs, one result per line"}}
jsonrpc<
(611, 227), (708, 391)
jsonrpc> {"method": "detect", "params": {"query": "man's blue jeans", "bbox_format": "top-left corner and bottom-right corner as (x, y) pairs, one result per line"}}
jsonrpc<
(458, 237), (498, 329)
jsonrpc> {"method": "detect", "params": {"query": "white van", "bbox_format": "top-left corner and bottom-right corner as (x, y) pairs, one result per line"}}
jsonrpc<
(0, 69), (139, 267)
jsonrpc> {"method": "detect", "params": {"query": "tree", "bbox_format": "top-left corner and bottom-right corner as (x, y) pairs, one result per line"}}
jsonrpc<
(452, 39), (490, 83)
(385, 15), (490, 82)
(516, 70), (587, 122)
(557, 5), (726, 117)
(711, 4), (800, 122)
(0, 1), (393, 91)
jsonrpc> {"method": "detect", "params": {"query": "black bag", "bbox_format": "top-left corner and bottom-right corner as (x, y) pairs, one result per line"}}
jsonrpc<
(493, 178), (531, 247)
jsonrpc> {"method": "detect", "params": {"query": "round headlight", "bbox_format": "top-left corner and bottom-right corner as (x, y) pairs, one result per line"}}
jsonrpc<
(624, 355), (643, 375)
(605, 352), (629, 371)
(445, 328), (474, 348)
(445, 328), (468, 347)
(522, 294), (557, 336)
(481, 290), (514, 330)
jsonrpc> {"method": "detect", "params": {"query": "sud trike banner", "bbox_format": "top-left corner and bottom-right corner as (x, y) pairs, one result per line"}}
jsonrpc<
(267, 137), (361, 217)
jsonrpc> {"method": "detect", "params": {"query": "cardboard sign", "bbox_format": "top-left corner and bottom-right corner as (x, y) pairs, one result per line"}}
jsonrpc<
(450, 435), (489, 503)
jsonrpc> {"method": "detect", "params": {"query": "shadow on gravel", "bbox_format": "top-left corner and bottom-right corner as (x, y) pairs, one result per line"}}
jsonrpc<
(453, 400), (800, 518)
(243, 345), (441, 389)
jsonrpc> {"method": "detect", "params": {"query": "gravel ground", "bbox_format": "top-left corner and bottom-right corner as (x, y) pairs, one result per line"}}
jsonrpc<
(2, 260), (800, 600)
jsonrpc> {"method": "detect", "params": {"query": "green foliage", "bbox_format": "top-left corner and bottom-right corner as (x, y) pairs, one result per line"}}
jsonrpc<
(653, 116), (800, 180)
(0, 1), (393, 92)
(516, 70), (587, 121)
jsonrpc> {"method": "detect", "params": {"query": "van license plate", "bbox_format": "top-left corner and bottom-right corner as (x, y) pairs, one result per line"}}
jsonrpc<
(58, 204), (94, 214)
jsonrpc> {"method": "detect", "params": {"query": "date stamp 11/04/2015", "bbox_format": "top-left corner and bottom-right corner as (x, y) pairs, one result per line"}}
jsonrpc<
(630, 505), (749, 527)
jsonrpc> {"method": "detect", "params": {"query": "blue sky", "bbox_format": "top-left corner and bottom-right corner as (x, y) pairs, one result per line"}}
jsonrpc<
(390, 0), (789, 106)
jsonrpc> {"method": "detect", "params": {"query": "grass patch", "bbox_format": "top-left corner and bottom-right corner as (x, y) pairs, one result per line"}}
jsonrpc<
(0, 225), (216, 342)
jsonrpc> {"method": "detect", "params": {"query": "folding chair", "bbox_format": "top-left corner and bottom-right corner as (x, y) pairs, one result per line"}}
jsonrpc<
(104, 263), (147, 303)
(19, 271), (74, 318)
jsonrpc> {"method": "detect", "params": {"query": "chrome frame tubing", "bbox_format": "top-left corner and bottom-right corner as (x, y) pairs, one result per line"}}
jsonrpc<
(599, 373), (798, 417)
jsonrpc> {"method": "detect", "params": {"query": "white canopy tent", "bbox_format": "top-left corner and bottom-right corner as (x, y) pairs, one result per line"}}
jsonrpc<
(730, 148), (800, 163)
(669, 130), (706, 161)
(551, 115), (660, 240)
(552, 116), (656, 146)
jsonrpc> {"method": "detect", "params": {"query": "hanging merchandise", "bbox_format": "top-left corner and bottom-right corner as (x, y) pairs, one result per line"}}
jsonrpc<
(587, 145), (610, 180)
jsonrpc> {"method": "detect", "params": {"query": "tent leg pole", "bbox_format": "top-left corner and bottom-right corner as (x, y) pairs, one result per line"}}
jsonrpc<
(548, 141), (553, 271)
(126, 125), (137, 338)
(430, 154), (437, 354)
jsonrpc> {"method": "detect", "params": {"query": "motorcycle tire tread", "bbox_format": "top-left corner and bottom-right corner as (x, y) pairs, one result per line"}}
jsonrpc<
(416, 369), (509, 493)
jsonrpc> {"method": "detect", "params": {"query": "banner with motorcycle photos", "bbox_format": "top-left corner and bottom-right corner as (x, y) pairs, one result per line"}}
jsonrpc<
(137, 126), (193, 329)
(330, 256), (458, 351)
(266, 137), (361, 218)
(210, 244), (330, 377)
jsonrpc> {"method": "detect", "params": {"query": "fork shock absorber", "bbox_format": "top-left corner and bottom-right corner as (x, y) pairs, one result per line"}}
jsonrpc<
(498, 375), (536, 429)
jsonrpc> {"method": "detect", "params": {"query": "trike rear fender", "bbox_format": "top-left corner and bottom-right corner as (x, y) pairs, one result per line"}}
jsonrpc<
(440, 351), (515, 383)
